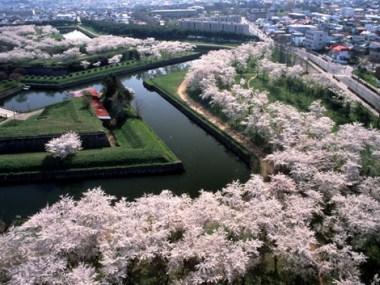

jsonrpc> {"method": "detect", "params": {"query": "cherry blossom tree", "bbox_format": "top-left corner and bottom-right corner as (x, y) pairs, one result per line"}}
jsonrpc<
(45, 132), (82, 159)
(1, 173), (377, 284)
(0, 25), (194, 64)
(108, 54), (123, 65)
(80, 60), (91, 69)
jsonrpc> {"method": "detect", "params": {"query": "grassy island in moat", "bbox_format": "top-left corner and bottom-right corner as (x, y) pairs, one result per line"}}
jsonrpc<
(0, 94), (182, 182)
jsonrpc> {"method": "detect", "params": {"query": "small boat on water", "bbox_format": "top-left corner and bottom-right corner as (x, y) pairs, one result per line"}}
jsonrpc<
(22, 85), (31, 90)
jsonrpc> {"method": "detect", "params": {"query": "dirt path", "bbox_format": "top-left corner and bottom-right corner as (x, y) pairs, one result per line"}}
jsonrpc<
(177, 80), (266, 169)
(247, 74), (257, 89)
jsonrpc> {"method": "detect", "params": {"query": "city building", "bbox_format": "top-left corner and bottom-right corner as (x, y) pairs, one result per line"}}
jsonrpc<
(288, 24), (317, 34)
(178, 17), (250, 35)
(304, 30), (329, 50)
(328, 44), (351, 64)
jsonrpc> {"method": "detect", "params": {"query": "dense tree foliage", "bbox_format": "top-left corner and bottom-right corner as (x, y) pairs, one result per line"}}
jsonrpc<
(0, 25), (194, 67)
(0, 172), (379, 284)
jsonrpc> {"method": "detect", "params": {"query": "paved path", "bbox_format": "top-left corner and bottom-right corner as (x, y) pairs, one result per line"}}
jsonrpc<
(244, 19), (379, 115)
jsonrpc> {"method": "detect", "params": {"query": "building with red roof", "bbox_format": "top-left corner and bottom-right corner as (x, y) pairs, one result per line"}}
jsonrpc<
(329, 44), (351, 64)
(71, 88), (111, 120)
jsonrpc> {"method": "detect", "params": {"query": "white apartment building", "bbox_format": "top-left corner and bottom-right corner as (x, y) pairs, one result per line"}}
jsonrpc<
(178, 18), (249, 35)
(151, 9), (198, 19)
(304, 30), (329, 50)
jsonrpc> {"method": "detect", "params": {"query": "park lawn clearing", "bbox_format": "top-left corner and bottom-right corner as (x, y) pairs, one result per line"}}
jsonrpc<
(147, 70), (187, 97)
(0, 97), (104, 138)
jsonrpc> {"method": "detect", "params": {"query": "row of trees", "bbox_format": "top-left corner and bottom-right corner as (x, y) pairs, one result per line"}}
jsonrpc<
(0, 174), (378, 284)
(0, 25), (195, 66)
(184, 42), (380, 282)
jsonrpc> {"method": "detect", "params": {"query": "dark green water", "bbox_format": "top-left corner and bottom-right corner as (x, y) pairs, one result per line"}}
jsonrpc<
(0, 64), (250, 223)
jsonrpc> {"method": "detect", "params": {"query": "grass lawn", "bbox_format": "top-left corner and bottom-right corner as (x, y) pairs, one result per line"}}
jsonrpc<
(0, 98), (104, 138)
(148, 70), (187, 96)
(0, 117), (178, 173)
(0, 101), (179, 174)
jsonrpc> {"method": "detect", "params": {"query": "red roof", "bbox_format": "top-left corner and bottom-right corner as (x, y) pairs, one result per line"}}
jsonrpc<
(330, 45), (350, 52)
(91, 98), (111, 120)
(71, 88), (110, 119)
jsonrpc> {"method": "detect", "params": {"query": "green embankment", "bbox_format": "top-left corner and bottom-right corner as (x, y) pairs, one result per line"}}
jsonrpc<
(0, 99), (180, 175)
(149, 70), (187, 95)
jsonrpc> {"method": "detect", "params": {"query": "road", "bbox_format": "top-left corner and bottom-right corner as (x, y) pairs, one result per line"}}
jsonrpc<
(244, 19), (379, 114)
(242, 17), (273, 44)
(295, 48), (380, 113)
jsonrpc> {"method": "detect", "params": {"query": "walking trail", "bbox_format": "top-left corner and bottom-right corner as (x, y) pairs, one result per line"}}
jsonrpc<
(177, 80), (268, 172)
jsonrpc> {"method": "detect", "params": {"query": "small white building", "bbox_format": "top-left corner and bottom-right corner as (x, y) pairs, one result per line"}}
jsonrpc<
(291, 33), (305, 47)
(304, 30), (329, 51)
(287, 24), (317, 35)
